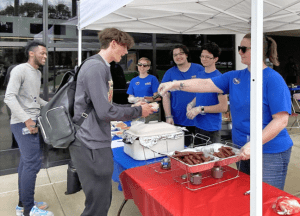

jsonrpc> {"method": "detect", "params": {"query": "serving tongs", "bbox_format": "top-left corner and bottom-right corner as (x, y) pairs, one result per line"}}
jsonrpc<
(152, 93), (162, 101)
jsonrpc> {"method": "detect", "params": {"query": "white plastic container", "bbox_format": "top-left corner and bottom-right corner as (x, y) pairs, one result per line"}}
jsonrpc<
(123, 122), (184, 160)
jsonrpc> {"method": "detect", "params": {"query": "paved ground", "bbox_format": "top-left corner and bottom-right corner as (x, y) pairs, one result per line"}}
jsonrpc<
(0, 118), (299, 216)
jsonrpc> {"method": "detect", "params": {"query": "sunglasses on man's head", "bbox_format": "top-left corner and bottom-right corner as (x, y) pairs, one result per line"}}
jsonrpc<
(238, 46), (251, 54)
(137, 63), (149, 67)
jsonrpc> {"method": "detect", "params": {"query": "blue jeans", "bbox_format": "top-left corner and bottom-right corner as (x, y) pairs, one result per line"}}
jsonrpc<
(11, 122), (42, 212)
(237, 147), (292, 190)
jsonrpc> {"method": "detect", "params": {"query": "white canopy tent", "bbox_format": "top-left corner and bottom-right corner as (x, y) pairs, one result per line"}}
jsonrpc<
(78, 1), (300, 215)
(79, 0), (300, 34)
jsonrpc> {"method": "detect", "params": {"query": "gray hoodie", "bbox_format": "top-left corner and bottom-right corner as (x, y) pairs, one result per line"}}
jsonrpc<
(73, 54), (142, 149)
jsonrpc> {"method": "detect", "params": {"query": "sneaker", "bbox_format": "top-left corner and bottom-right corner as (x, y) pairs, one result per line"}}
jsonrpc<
(16, 201), (49, 216)
(22, 206), (54, 216)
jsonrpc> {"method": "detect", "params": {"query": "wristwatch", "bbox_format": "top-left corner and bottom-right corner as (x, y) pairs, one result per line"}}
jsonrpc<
(200, 106), (205, 115)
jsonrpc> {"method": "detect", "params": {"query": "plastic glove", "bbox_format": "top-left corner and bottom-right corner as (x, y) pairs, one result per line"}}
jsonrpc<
(128, 95), (139, 103)
(186, 103), (194, 113)
(158, 82), (178, 97)
(186, 106), (201, 120)
(166, 117), (174, 125)
(239, 142), (250, 160)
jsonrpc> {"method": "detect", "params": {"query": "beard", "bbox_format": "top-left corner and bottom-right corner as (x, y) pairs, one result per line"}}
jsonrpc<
(34, 56), (44, 67)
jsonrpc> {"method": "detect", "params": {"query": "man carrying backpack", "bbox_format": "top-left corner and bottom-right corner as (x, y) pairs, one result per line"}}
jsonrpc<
(4, 41), (54, 216)
(70, 28), (155, 216)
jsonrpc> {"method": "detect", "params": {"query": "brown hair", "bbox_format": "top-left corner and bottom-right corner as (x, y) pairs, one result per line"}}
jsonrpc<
(98, 28), (135, 50)
(243, 33), (280, 66)
(138, 57), (151, 66)
(170, 44), (189, 59)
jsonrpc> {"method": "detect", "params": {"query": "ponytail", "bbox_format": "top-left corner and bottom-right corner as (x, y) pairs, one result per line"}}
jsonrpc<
(243, 33), (280, 66)
(265, 36), (279, 66)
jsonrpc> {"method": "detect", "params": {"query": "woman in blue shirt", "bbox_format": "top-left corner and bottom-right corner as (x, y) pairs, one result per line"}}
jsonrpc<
(127, 57), (159, 103)
(158, 34), (293, 190)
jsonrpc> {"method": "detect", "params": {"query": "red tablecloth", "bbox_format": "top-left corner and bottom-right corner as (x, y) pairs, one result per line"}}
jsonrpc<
(120, 164), (300, 216)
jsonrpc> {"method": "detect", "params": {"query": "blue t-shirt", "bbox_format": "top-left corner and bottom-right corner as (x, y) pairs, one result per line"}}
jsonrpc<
(212, 67), (293, 153)
(162, 63), (204, 126)
(127, 75), (160, 97)
(195, 70), (223, 131)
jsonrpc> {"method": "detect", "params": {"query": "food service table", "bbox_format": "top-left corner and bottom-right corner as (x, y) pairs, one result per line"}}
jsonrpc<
(119, 165), (300, 216)
(112, 146), (164, 191)
(289, 86), (300, 99)
(289, 86), (300, 92)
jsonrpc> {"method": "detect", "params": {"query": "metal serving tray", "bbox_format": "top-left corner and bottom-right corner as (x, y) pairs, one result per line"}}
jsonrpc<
(195, 143), (241, 166)
(168, 149), (219, 173)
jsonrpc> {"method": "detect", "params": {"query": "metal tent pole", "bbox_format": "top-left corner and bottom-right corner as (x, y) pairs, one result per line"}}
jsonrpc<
(250, 0), (263, 215)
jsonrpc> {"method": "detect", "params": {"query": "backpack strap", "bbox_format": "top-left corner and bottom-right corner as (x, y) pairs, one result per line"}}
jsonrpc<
(76, 105), (93, 126)
(74, 55), (106, 126)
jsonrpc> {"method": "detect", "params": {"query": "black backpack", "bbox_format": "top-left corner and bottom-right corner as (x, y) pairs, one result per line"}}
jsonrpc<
(38, 57), (94, 148)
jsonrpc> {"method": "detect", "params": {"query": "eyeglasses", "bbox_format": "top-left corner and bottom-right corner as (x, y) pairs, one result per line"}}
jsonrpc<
(238, 46), (251, 54)
(137, 63), (149, 67)
(200, 55), (214, 60)
(173, 52), (185, 58)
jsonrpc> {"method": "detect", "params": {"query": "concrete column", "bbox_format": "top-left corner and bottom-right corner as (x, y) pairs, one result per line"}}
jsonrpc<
(14, 0), (19, 16)
(235, 34), (246, 70)
(152, 33), (157, 78)
(72, 0), (77, 17)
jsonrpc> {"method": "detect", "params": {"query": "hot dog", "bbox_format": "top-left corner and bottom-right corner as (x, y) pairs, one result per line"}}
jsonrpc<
(173, 151), (211, 165)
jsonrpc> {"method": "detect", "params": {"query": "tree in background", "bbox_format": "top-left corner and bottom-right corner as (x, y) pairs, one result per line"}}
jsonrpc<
(0, 3), (71, 19)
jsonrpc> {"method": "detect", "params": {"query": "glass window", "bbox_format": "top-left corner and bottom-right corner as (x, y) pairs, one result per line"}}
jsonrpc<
(53, 25), (66, 35)
(82, 30), (98, 37)
(30, 24), (66, 35)
(0, 22), (13, 33)
(30, 24), (43, 34)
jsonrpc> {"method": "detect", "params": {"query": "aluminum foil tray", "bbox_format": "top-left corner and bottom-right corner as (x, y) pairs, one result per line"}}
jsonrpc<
(195, 143), (241, 166)
(168, 149), (218, 173)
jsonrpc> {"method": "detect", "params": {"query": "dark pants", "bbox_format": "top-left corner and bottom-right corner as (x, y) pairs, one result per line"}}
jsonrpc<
(194, 127), (221, 145)
(11, 122), (42, 212)
(69, 139), (114, 216)
(237, 147), (292, 190)
(175, 124), (195, 146)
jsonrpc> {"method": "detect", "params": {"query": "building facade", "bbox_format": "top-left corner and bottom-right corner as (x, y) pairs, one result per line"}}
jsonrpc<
(0, 0), (235, 175)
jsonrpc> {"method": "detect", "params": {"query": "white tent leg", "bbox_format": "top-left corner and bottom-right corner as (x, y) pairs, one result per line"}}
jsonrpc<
(77, 0), (82, 65)
(250, 0), (263, 215)
(78, 29), (82, 65)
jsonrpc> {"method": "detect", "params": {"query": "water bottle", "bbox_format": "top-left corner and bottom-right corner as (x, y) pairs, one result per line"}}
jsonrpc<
(22, 127), (31, 135)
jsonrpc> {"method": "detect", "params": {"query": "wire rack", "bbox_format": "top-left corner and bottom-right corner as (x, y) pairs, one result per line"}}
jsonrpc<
(168, 136), (241, 191)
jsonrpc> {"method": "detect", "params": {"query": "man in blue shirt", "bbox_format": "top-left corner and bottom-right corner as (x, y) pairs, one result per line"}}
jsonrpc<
(186, 42), (228, 144)
(161, 45), (204, 146)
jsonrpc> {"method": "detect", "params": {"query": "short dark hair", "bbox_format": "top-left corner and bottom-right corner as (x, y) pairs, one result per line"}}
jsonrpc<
(25, 40), (46, 59)
(201, 42), (221, 58)
(98, 28), (135, 50)
(170, 44), (189, 58)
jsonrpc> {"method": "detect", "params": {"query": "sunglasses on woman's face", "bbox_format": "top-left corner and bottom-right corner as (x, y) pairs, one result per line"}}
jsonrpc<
(137, 63), (149, 67)
(238, 46), (251, 54)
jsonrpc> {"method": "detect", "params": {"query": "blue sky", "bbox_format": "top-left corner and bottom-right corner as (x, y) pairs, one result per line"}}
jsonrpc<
(0, 0), (72, 11)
